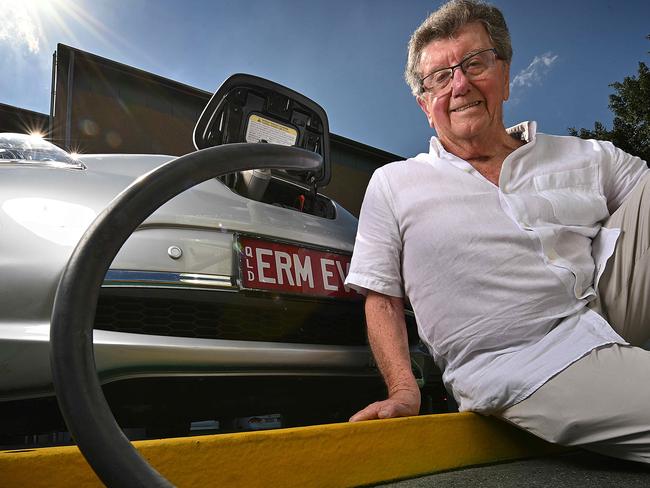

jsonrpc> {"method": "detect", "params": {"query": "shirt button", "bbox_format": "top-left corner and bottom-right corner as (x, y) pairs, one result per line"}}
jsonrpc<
(546, 249), (558, 261)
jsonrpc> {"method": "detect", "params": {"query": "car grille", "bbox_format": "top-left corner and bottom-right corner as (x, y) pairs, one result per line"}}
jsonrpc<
(94, 294), (371, 346)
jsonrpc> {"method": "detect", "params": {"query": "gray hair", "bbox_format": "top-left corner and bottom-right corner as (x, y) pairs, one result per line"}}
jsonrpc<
(405, 0), (513, 96)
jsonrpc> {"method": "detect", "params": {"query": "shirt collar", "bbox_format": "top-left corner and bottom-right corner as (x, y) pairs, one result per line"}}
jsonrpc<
(506, 121), (537, 143)
(428, 121), (538, 159)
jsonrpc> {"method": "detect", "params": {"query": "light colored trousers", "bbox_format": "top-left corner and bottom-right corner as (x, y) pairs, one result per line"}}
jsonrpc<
(498, 173), (650, 463)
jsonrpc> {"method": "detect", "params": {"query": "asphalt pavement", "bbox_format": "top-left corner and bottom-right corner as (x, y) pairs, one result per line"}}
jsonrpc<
(375, 451), (650, 487)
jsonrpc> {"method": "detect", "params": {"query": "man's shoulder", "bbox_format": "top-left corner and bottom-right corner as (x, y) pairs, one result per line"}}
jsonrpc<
(535, 131), (611, 147)
(369, 155), (437, 192)
(532, 132), (617, 157)
(376, 153), (434, 175)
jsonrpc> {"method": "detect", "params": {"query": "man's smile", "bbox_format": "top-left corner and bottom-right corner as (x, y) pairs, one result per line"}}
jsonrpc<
(450, 100), (482, 113)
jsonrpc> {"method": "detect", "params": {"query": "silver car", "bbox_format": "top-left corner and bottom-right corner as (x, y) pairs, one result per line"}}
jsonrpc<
(0, 75), (439, 442)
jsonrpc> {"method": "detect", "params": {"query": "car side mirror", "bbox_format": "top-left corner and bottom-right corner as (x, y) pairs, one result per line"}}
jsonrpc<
(193, 73), (331, 189)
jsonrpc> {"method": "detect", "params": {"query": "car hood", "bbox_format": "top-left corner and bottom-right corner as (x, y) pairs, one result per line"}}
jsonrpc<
(53, 155), (356, 252)
(0, 152), (358, 325)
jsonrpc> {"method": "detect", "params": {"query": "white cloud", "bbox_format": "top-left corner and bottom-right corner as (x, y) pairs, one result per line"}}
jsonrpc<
(0, 2), (42, 54)
(511, 52), (558, 90)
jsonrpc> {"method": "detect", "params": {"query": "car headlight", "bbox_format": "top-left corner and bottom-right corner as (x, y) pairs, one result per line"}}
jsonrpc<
(0, 132), (85, 170)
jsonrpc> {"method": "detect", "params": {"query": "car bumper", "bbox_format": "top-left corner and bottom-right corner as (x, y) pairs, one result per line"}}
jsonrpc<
(0, 322), (378, 401)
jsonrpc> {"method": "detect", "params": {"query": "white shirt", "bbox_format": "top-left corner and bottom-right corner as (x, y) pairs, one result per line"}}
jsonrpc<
(345, 121), (649, 413)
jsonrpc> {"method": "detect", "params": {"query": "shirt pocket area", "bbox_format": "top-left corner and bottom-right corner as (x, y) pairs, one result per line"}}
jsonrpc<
(533, 165), (608, 226)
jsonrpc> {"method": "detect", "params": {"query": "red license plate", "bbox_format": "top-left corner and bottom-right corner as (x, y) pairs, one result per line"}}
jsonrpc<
(238, 236), (361, 299)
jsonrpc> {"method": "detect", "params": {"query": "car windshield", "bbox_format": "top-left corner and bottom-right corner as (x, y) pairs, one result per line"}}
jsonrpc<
(0, 133), (83, 169)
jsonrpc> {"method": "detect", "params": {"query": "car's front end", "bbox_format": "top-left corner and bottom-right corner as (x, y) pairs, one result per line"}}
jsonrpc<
(0, 75), (441, 443)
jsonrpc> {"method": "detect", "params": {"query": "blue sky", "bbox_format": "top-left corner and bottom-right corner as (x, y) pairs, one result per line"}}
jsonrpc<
(1, 0), (648, 157)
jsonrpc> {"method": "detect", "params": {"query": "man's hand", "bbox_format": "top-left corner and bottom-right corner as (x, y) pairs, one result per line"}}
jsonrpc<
(349, 291), (421, 422)
(349, 387), (421, 422)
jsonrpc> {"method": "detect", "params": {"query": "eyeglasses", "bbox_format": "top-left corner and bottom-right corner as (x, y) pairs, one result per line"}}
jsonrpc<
(420, 48), (499, 95)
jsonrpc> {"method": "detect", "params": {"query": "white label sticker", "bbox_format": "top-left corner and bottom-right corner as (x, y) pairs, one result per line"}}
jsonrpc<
(245, 114), (298, 146)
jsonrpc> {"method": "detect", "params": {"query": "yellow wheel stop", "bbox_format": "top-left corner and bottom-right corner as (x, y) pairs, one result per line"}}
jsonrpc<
(0, 412), (562, 487)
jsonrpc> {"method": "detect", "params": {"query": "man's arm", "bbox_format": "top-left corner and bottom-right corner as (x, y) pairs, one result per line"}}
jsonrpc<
(349, 290), (421, 422)
(599, 141), (649, 213)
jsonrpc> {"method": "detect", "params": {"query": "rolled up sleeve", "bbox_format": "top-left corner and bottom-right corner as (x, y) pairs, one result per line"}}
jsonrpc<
(599, 141), (649, 213)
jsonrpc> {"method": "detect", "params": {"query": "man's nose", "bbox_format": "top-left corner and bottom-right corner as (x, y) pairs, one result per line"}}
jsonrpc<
(451, 67), (470, 95)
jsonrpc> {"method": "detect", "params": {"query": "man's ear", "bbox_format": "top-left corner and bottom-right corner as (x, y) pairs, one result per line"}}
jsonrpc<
(503, 63), (511, 101)
(417, 96), (435, 128)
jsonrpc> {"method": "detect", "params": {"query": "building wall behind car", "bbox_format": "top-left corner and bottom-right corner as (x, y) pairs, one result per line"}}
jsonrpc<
(0, 103), (49, 135)
(51, 44), (206, 156)
(48, 44), (401, 216)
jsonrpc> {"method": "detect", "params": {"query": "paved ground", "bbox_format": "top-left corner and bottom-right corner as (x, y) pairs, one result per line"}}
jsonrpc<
(376, 451), (650, 487)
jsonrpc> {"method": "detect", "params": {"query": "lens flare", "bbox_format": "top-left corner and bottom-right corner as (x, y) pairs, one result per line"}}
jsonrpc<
(1, 0), (115, 54)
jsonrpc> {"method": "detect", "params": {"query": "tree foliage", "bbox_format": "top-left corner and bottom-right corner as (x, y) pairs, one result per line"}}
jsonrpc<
(568, 61), (650, 164)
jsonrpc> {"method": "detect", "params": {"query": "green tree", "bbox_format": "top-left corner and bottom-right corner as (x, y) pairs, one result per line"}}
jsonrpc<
(569, 61), (650, 164)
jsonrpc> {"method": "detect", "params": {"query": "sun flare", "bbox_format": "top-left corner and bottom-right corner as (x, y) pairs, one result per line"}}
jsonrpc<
(0, 0), (109, 54)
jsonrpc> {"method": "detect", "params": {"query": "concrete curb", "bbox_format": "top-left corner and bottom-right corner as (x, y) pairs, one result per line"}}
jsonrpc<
(0, 412), (562, 487)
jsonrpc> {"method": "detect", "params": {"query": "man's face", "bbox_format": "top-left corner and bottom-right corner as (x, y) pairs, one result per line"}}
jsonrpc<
(416, 22), (510, 145)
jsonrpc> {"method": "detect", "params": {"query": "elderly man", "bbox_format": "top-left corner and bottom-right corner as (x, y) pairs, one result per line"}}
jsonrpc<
(345, 0), (650, 463)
